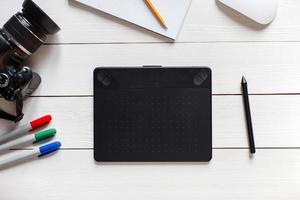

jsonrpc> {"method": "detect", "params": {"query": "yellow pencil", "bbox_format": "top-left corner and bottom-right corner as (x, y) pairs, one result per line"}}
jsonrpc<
(144, 0), (168, 30)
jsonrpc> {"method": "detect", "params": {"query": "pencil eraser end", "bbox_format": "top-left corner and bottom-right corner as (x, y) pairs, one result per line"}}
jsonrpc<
(30, 115), (52, 130)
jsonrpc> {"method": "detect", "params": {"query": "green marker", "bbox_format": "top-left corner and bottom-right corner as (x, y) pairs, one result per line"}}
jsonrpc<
(0, 129), (56, 152)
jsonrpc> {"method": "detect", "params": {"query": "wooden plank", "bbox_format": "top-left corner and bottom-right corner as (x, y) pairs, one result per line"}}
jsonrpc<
(23, 42), (300, 95)
(0, 149), (299, 200)
(1, 0), (300, 43)
(1, 95), (300, 148)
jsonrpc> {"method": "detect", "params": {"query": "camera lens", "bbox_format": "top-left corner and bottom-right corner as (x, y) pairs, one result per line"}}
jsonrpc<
(22, 0), (61, 34)
(0, 33), (10, 60)
(0, 34), (10, 54)
(2, 0), (60, 58)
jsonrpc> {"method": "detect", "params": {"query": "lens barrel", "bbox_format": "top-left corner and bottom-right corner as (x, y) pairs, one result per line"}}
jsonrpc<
(22, 0), (60, 34)
(0, 33), (10, 54)
(2, 0), (60, 57)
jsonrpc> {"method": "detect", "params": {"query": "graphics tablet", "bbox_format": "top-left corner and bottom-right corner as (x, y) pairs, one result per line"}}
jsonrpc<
(94, 66), (212, 162)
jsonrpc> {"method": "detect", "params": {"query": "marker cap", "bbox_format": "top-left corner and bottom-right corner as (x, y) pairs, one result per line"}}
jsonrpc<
(30, 115), (52, 130)
(39, 141), (61, 157)
(34, 129), (56, 143)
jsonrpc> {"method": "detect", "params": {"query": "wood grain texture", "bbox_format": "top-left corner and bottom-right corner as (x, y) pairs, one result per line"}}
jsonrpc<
(1, 0), (300, 199)
(22, 42), (300, 95)
(1, 95), (300, 148)
(0, 149), (300, 200)
(1, 0), (300, 43)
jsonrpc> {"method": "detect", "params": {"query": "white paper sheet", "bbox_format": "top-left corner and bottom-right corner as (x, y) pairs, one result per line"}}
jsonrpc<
(74, 0), (192, 40)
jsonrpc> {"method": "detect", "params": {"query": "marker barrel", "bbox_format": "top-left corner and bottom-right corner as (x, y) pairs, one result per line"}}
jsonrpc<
(0, 141), (61, 170)
(0, 129), (56, 153)
(0, 115), (52, 144)
(0, 124), (31, 144)
(0, 135), (35, 152)
(0, 149), (39, 169)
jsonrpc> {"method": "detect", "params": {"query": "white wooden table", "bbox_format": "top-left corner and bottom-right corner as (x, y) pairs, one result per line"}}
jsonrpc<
(1, 0), (300, 199)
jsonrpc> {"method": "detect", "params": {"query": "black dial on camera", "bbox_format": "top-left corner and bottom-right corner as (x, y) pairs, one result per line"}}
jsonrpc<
(0, 73), (9, 88)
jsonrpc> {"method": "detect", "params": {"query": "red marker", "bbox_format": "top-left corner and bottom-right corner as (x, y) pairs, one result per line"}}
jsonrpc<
(0, 115), (52, 144)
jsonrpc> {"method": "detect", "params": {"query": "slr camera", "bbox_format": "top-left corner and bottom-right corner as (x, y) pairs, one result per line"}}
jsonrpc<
(0, 0), (60, 122)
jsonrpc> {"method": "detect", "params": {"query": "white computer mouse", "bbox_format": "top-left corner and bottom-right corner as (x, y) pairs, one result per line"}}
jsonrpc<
(218, 0), (278, 25)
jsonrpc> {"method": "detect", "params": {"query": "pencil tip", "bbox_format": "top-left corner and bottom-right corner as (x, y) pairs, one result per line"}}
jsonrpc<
(162, 24), (168, 30)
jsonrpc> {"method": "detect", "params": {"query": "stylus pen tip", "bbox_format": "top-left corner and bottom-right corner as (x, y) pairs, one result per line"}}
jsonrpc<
(241, 76), (247, 84)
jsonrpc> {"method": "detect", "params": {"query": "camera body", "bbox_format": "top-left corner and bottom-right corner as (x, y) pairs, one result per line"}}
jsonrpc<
(0, 0), (60, 122)
(0, 65), (33, 101)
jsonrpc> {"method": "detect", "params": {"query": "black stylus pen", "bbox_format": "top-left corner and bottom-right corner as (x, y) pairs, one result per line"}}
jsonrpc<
(241, 76), (256, 154)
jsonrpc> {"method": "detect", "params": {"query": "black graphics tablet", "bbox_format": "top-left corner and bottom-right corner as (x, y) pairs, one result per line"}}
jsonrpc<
(94, 66), (212, 162)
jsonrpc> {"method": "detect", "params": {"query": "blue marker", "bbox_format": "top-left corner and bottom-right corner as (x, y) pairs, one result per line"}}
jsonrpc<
(0, 141), (61, 169)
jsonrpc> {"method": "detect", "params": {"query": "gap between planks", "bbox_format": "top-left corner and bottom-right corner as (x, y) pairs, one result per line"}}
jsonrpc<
(26, 93), (300, 98)
(7, 147), (300, 151)
(44, 41), (300, 46)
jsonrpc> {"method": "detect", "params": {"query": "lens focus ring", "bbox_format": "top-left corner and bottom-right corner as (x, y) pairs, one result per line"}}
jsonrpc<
(3, 13), (44, 54)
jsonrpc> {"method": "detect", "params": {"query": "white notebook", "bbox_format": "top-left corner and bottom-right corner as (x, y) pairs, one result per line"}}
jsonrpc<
(75, 0), (192, 40)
